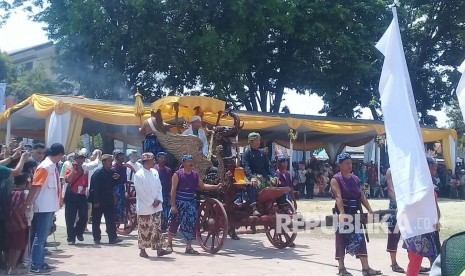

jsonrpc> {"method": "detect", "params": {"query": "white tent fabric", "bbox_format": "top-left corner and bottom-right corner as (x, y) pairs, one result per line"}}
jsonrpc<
(47, 111), (71, 147)
(376, 7), (437, 240)
(363, 139), (376, 163)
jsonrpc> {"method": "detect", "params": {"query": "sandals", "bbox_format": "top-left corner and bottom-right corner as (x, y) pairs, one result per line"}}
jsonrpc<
(185, 248), (200, 255)
(391, 263), (405, 273)
(362, 267), (382, 276)
(157, 249), (172, 257)
(337, 268), (353, 276)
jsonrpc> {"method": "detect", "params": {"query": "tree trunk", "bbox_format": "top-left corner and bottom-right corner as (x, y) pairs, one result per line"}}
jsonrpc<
(369, 106), (380, 121)
(271, 82), (285, 113)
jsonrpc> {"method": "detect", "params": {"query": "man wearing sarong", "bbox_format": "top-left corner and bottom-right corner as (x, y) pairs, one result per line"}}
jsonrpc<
(330, 153), (381, 276)
(112, 149), (127, 224)
(242, 132), (276, 216)
(134, 152), (171, 258)
(182, 115), (209, 157)
(385, 168), (405, 273)
(139, 110), (164, 157)
(402, 156), (441, 276)
(167, 154), (222, 254)
(154, 152), (172, 232)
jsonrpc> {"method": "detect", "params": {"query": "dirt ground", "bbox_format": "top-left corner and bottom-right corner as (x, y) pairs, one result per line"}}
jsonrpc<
(7, 198), (463, 276)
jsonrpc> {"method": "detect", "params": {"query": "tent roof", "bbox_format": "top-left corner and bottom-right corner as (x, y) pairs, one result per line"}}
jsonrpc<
(0, 94), (456, 151)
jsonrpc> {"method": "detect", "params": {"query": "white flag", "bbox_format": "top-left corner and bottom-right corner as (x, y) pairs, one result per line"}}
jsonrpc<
(0, 83), (6, 112)
(456, 60), (465, 121)
(376, 7), (437, 240)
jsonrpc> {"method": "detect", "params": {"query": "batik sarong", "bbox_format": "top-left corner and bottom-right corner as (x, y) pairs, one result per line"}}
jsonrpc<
(114, 184), (126, 223)
(143, 134), (163, 157)
(386, 200), (401, 252)
(168, 199), (197, 241)
(137, 212), (167, 250)
(387, 200), (397, 228)
(402, 231), (441, 258)
(161, 194), (170, 232)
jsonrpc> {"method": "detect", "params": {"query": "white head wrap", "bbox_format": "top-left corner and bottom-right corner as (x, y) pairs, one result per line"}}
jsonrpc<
(79, 148), (88, 157)
(190, 115), (202, 123)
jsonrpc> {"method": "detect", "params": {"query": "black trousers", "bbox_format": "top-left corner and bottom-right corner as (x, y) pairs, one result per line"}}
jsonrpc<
(92, 204), (117, 242)
(304, 181), (315, 199)
(65, 194), (88, 242)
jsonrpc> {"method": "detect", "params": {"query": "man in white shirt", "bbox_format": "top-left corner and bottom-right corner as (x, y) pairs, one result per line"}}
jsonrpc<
(182, 115), (209, 157)
(126, 150), (142, 182)
(133, 152), (171, 258)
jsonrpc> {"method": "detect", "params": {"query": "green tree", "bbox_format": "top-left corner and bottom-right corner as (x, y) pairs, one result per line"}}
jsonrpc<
(3, 1), (464, 122)
(6, 63), (72, 101)
(0, 51), (15, 82)
(1, 0), (390, 112)
(446, 99), (465, 135)
(395, 1), (465, 126)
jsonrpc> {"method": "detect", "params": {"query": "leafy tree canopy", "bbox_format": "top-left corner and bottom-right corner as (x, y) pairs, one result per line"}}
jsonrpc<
(1, 0), (464, 125)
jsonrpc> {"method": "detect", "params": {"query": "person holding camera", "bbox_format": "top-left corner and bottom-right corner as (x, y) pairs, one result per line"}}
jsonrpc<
(64, 152), (88, 245)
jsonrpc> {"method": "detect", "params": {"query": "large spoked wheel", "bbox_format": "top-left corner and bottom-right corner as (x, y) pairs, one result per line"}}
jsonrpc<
(196, 198), (228, 254)
(116, 183), (137, 235)
(265, 199), (297, 249)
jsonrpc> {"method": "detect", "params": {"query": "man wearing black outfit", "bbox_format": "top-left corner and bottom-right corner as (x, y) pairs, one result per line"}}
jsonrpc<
(88, 154), (122, 244)
(242, 132), (276, 216)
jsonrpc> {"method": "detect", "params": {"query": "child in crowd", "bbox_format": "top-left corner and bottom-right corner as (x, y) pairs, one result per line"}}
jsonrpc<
(6, 172), (30, 275)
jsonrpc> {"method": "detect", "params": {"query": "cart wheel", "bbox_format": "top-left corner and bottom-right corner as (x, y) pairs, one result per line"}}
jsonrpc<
(196, 198), (228, 254)
(265, 199), (297, 249)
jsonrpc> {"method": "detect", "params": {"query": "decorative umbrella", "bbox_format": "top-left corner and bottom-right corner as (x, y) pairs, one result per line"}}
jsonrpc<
(151, 96), (226, 133)
(134, 90), (145, 124)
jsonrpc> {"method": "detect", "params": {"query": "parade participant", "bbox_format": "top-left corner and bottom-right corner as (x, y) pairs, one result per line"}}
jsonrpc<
(126, 150), (142, 182)
(402, 156), (441, 276)
(5, 172), (30, 275)
(154, 152), (172, 232)
(242, 132), (276, 216)
(385, 168), (405, 273)
(167, 154), (222, 254)
(276, 157), (296, 210)
(330, 153), (381, 276)
(182, 115), (209, 157)
(139, 109), (164, 156)
(64, 152), (89, 245)
(134, 152), (171, 258)
(276, 156), (296, 247)
(112, 149), (127, 224)
(25, 143), (64, 274)
(89, 154), (123, 245)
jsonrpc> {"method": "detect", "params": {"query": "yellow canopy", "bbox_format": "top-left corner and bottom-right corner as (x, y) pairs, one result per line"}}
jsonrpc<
(151, 96), (226, 121)
(0, 94), (456, 170)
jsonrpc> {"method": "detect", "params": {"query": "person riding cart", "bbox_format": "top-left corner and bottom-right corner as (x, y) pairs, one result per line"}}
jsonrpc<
(242, 132), (277, 216)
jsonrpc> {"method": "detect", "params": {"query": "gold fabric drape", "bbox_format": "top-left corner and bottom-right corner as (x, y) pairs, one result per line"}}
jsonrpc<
(65, 112), (84, 153)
